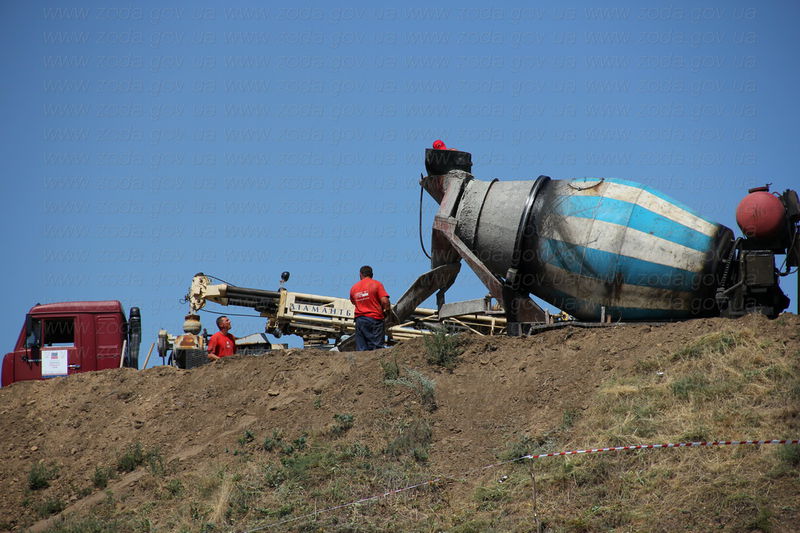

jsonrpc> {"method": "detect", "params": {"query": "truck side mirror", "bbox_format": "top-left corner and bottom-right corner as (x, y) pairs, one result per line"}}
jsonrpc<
(24, 314), (41, 349)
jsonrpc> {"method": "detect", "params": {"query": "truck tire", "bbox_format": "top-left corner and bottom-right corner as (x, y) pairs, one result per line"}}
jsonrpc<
(126, 307), (141, 369)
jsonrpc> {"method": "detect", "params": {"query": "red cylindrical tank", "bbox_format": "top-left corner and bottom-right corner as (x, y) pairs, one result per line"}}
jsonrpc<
(736, 190), (786, 239)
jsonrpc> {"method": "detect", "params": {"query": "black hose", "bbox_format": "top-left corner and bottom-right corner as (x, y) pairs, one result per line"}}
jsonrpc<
(419, 177), (432, 260)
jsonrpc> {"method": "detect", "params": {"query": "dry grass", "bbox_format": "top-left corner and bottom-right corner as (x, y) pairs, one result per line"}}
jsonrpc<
(209, 474), (233, 525)
(35, 322), (800, 532)
(520, 325), (800, 531)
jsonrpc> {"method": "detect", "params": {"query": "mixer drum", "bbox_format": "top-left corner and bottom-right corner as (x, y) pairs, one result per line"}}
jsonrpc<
(454, 177), (733, 321)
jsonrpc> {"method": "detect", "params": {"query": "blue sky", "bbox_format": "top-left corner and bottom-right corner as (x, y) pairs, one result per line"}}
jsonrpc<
(1, 1), (797, 369)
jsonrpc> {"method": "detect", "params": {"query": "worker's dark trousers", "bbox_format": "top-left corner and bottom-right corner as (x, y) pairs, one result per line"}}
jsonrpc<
(354, 317), (385, 351)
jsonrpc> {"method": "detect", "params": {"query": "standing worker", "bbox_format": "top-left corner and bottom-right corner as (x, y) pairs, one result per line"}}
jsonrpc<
(207, 315), (236, 361)
(349, 265), (391, 351)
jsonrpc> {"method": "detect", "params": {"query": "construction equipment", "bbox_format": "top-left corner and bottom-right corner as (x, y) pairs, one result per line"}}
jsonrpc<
(2, 301), (140, 386)
(8, 144), (794, 381)
(393, 142), (799, 333)
(157, 272), (508, 367)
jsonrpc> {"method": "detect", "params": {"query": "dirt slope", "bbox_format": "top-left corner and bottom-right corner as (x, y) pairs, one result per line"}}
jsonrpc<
(0, 314), (798, 531)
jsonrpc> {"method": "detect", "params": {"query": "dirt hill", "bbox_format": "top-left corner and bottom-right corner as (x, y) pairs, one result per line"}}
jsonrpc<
(1, 314), (798, 532)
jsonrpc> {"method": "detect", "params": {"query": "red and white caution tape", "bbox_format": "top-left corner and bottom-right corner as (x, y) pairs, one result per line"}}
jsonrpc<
(247, 438), (799, 531)
(523, 439), (800, 460)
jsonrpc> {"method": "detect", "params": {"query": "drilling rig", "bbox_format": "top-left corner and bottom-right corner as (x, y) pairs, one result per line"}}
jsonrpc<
(158, 272), (507, 367)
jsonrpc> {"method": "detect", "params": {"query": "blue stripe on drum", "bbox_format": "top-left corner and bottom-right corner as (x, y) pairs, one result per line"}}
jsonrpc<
(570, 177), (718, 227)
(552, 195), (714, 253)
(538, 238), (699, 292)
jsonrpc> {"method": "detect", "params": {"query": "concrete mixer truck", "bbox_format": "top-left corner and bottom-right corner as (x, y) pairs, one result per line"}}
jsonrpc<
(393, 143), (799, 333)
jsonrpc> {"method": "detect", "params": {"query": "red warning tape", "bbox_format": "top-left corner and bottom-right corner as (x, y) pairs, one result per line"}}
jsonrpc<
(249, 438), (799, 531)
(523, 439), (800, 460)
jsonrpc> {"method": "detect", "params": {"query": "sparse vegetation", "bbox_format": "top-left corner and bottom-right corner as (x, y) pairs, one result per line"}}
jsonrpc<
(343, 442), (372, 459)
(330, 413), (354, 436)
(386, 418), (433, 462)
(116, 442), (164, 475)
(500, 433), (557, 461)
(670, 372), (710, 400)
(165, 479), (184, 497)
(291, 434), (308, 451)
(777, 443), (800, 466)
(237, 430), (255, 446)
(116, 442), (146, 473)
(28, 462), (56, 490)
(423, 327), (464, 369)
(35, 498), (65, 517)
(146, 448), (165, 476)
(385, 368), (437, 411)
(92, 466), (113, 489)
(278, 442), (295, 456)
(474, 484), (509, 510)
(380, 355), (401, 380)
(33, 516), (124, 532)
(672, 330), (746, 360)
(561, 408), (580, 429)
(262, 430), (283, 452)
(633, 355), (663, 374)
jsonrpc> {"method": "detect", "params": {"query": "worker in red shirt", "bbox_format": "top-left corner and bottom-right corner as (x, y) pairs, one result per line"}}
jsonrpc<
(349, 265), (391, 351)
(207, 316), (236, 361)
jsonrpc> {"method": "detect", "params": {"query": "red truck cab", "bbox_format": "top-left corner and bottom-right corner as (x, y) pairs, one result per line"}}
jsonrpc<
(2, 301), (140, 387)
